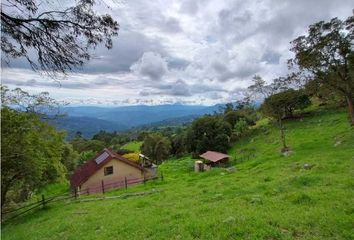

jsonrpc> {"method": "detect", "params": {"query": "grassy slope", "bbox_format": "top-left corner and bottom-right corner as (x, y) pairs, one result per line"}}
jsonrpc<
(122, 141), (143, 152)
(2, 108), (354, 240)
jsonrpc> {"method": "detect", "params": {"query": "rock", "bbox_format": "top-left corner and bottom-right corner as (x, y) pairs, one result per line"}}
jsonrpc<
(282, 150), (293, 156)
(303, 163), (314, 170)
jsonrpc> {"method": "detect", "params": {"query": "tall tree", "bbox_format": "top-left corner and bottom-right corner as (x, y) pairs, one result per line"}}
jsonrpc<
(289, 13), (354, 125)
(141, 134), (171, 164)
(1, 107), (66, 208)
(187, 116), (232, 154)
(261, 89), (310, 152)
(1, 87), (67, 208)
(1, 0), (119, 75)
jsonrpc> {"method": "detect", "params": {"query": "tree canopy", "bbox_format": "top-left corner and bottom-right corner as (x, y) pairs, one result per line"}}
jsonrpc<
(289, 13), (354, 125)
(1, 107), (66, 208)
(1, 0), (119, 74)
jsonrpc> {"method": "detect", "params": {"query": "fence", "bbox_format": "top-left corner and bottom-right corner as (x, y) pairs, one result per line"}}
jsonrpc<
(2, 172), (164, 223)
(1, 192), (75, 223)
(76, 173), (163, 195)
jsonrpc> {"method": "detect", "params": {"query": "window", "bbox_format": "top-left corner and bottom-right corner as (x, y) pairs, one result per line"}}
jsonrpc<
(104, 166), (113, 176)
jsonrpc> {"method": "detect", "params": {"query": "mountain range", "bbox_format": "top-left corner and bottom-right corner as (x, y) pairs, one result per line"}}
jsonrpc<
(52, 104), (222, 138)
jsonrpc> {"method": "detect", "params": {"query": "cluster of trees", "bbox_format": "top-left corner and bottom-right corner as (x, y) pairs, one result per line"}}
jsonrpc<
(139, 103), (258, 163)
(252, 13), (354, 152)
(1, 88), (72, 208)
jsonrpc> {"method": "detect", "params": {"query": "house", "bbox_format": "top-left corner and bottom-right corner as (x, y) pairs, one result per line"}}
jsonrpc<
(199, 151), (231, 167)
(70, 148), (156, 193)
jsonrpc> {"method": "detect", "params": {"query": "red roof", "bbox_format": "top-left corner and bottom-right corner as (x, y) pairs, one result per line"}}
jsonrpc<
(199, 151), (231, 162)
(70, 148), (144, 188)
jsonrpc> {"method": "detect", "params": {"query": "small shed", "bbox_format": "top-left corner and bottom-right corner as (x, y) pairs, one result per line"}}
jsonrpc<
(199, 151), (231, 166)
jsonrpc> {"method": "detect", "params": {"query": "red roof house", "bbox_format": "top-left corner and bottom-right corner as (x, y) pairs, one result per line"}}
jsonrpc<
(70, 148), (151, 193)
(199, 151), (231, 166)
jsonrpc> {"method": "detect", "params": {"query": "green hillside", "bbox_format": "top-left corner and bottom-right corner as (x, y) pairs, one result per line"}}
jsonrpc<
(122, 141), (143, 152)
(2, 108), (354, 240)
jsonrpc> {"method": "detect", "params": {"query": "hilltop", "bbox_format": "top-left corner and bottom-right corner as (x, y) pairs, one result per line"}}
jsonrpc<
(2, 108), (354, 239)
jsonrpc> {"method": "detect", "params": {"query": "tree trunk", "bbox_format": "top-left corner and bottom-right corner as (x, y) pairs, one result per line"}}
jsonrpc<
(279, 119), (287, 150)
(346, 95), (354, 126)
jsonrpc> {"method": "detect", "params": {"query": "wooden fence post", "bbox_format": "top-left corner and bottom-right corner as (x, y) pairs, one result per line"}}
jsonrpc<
(74, 188), (77, 199)
(101, 180), (105, 194)
(124, 177), (128, 189)
(41, 194), (45, 208)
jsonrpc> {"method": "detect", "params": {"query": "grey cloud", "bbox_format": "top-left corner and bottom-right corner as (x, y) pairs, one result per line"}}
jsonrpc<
(143, 79), (192, 97)
(161, 17), (182, 33)
(167, 57), (190, 70)
(2, 30), (168, 74)
(168, 79), (192, 96)
(142, 79), (228, 98)
(130, 52), (168, 80)
(179, 0), (199, 15)
(83, 31), (167, 73)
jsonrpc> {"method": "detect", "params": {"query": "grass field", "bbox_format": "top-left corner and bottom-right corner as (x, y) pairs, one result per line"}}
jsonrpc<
(122, 141), (143, 152)
(2, 108), (354, 239)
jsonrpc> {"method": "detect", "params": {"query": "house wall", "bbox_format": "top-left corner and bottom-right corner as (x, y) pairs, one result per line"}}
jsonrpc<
(80, 158), (143, 192)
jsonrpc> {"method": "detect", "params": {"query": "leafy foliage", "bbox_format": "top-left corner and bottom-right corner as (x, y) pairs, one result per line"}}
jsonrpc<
(122, 153), (140, 162)
(141, 133), (171, 164)
(289, 13), (354, 125)
(187, 116), (232, 154)
(261, 89), (310, 120)
(1, 107), (66, 207)
(1, 0), (119, 75)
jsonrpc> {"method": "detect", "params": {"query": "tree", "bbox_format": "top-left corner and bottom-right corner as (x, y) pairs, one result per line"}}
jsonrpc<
(261, 89), (311, 152)
(1, 107), (66, 208)
(92, 130), (116, 146)
(1, 86), (63, 116)
(1, 0), (119, 75)
(289, 13), (354, 125)
(224, 111), (239, 128)
(248, 75), (273, 99)
(60, 144), (79, 175)
(171, 132), (188, 157)
(1, 87), (68, 208)
(187, 116), (232, 154)
(77, 150), (95, 166)
(141, 134), (171, 164)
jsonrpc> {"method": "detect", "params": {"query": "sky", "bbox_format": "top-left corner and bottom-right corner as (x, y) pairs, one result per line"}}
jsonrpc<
(1, 0), (353, 106)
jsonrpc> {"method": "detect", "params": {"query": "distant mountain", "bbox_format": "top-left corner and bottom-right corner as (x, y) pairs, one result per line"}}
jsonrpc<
(53, 104), (222, 138)
(135, 114), (201, 129)
(50, 116), (128, 139)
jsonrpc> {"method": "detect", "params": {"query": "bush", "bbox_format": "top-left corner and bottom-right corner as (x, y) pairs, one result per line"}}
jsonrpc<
(122, 153), (140, 162)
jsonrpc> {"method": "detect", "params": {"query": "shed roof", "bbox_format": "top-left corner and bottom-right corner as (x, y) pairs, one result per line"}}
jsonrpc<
(70, 148), (144, 189)
(199, 151), (231, 162)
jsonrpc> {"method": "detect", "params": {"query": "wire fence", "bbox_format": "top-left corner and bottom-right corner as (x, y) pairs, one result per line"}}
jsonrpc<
(1, 172), (163, 223)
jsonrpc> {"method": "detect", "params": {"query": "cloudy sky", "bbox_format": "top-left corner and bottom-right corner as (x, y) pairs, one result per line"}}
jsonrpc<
(1, 0), (353, 106)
